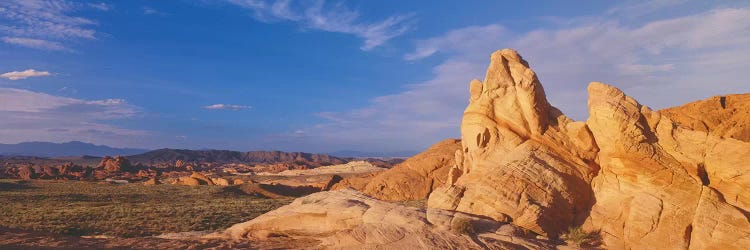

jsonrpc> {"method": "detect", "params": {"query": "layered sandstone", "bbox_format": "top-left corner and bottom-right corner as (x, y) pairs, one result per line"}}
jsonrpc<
(661, 93), (750, 142)
(429, 50), (598, 238)
(427, 49), (750, 249)
(333, 139), (462, 201)
(219, 189), (552, 249)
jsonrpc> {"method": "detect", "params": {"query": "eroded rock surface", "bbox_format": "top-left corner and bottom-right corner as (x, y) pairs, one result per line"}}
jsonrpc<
(429, 49), (598, 238)
(219, 189), (553, 249)
(427, 49), (750, 249)
(661, 93), (750, 142)
(333, 139), (461, 201)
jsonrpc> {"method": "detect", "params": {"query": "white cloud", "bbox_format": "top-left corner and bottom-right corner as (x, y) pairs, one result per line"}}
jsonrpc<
(404, 25), (506, 61)
(288, 6), (750, 151)
(0, 88), (147, 146)
(225, 0), (414, 50)
(0, 0), (107, 50)
(204, 104), (253, 110)
(1, 37), (69, 51)
(0, 69), (51, 80)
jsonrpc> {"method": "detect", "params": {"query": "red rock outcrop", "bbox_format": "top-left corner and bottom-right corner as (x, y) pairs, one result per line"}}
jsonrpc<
(17, 166), (36, 180)
(333, 139), (461, 201)
(98, 156), (133, 173)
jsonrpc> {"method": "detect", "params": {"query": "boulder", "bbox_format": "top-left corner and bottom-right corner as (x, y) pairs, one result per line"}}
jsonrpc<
(211, 177), (230, 186)
(173, 176), (201, 186)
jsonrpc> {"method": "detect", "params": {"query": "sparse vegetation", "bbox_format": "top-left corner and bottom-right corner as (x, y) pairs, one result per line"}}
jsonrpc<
(451, 218), (476, 236)
(561, 226), (601, 248)
(0, 179), (292, 237)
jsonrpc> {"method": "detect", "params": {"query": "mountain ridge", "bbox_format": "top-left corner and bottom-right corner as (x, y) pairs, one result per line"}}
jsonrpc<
(0, 141), (148, 157)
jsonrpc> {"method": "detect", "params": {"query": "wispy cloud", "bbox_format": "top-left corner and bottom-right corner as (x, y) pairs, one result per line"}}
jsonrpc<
(0, 0), (107, 51)
(88, 2), (112, 12)
(1, 37), (68, 51)
(225, 0), (414, 50)
(0, 69), (52, 80)
(142, 6), (167, 16)
(203, 104), (253, 110)
(0, 88), (147, 146)
(285, 6), (750, 151)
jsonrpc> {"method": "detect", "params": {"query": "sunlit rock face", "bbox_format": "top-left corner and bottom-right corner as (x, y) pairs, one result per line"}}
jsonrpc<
(429, 49), (600, 238)
(428, 49), (750, 249)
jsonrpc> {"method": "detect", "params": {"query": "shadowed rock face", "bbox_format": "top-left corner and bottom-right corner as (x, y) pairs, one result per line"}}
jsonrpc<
(428, 49), (750, 249)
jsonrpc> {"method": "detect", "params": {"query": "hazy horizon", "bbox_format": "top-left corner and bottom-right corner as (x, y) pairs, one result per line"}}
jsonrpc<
(2, 0), (749, 152)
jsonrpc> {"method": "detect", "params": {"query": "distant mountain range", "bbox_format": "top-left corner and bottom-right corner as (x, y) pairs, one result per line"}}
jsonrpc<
(0, 141), (149, 157)
(328, 150), (419, 158)
(0, 141), (415, 164)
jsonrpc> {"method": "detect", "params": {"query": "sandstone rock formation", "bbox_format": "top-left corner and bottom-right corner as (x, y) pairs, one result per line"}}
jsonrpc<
(429, 50), (598, 238)
(333, 139), (462, 201)
(264, 161), (385, 176)
(211, 177), (230, 186)
(189, 172), (214, 185)
(660, 93), (750, 142)
(219, 189), (552, 249)
(171, 176), (200, 186)
(98, 156), (133, 173)
(223, 49), (749, 249)
(426, 49), (750, 249)
(143, 177), (160, 185)
(17, 166), (35, 180)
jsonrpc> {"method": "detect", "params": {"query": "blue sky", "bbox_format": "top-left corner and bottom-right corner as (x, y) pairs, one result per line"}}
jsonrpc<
(1, 0), (749, 153)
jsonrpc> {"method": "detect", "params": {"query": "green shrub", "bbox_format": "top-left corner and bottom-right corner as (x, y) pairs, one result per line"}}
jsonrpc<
(561, 226), (600, 247)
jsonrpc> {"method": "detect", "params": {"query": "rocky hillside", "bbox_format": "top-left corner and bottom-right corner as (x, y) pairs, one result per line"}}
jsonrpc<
(222, 49), (750, 249)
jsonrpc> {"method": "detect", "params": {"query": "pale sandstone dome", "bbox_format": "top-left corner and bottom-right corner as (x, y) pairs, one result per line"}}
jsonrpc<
(222, 49), (750, 249)
(220, 189), (554, 249)
(333, 139), (461, 201)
